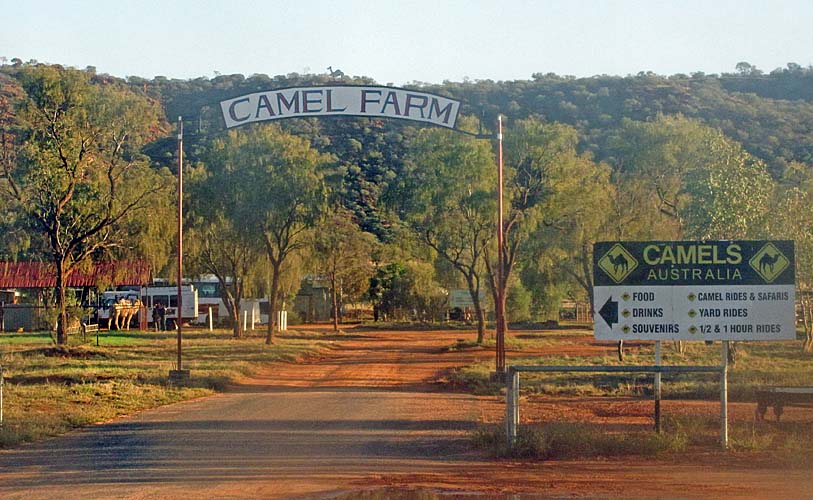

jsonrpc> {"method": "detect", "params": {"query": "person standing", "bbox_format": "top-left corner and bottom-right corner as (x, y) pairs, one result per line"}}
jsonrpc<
(152, 303), (160, 332)
(157, 302), (166, 331)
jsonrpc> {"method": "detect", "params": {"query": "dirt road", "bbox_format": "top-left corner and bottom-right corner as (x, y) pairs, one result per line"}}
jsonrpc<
(0, 327), (809, 499)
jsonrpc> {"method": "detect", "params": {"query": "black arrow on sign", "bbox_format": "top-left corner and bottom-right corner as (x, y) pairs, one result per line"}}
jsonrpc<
(599, 296), (619, 327)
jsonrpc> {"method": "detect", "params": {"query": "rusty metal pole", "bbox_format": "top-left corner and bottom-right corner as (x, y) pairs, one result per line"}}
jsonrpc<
(175, 117), (184, 375)
(496, 115), (506, 375)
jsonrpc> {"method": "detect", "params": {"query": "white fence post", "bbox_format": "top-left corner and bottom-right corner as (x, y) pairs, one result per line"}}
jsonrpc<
(208, 306), (213, 331)
(276, 311), (288, 332)
(505, 368), (519, 447)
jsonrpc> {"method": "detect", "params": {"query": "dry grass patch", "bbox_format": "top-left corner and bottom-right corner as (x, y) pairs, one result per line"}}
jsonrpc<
(0, 328), (331, 448)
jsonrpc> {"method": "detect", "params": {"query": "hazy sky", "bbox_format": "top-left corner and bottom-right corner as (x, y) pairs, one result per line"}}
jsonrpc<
(2, 0), (811, 84)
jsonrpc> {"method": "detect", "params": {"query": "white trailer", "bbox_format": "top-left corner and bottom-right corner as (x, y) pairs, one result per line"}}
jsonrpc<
(98, 285), (198, 327)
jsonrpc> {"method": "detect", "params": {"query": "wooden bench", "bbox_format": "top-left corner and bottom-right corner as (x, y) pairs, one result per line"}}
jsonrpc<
(755, 387), (813, 421)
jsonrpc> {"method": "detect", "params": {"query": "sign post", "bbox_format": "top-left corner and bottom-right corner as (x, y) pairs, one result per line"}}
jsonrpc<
(654, 340), (662, 432)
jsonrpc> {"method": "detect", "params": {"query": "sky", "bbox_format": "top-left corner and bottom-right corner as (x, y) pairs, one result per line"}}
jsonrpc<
(2, 0), (812, 85)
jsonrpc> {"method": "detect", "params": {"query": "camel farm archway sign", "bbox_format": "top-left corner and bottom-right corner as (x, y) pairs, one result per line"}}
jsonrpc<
(202, 85), (505, 376)
(220, 85), (462, 130)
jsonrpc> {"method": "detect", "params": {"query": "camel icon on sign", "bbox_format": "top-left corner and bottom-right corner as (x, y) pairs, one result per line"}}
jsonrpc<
(598, 243), (638, 283)
(608, 252), (629, 275)
(759, 251), (781, 275)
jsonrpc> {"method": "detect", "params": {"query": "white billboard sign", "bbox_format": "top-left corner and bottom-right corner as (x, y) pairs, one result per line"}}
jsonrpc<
(593, 241), (796, 341)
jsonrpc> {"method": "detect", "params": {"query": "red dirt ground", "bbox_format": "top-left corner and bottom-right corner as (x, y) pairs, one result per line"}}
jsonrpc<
(260, 324), (813, 499)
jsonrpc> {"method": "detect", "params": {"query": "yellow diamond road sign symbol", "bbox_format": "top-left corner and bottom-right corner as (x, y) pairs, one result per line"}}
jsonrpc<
(598, 244), (638, 284)
(749, 243), (790, 283)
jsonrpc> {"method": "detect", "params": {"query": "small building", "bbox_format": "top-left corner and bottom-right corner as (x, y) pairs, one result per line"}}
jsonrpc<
(294, 276), (332, 323)
(0, 260), (150, 332)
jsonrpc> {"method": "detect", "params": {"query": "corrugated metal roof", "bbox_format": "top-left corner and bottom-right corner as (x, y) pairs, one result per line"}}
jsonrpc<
(0, 261), (151, 288)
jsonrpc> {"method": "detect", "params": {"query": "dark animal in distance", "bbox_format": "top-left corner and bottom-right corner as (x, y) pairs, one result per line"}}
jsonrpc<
(327, 66), (345, 79)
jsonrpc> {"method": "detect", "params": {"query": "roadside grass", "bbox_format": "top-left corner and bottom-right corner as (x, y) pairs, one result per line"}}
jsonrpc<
(457, 329), (813, 460)
(473, 414), (813, 463)
(0, 328), (331, 448)
(473, 421), (688, 459)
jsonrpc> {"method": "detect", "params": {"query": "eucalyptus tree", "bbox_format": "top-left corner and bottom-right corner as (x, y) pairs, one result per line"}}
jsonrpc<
(396, 120), (495, 342)
(607, 115), (712, 235)
(188, 136), (269, 339)
(771, 162), (813, 352)
(680, 131), (773, 240)
(201, 124), (330, 344)
(0, 65), (171, 343)
(490, 118), (592, 337)
(530, 153), (613, 312)
(312, 204), (378, 331)
(186, 211), (264, 338)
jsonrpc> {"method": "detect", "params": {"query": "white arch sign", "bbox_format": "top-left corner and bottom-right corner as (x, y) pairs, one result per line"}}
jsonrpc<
(220, 85), (461, 130)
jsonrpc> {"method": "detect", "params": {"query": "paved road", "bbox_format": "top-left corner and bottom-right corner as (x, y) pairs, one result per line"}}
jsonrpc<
(0, 330), (490, 499)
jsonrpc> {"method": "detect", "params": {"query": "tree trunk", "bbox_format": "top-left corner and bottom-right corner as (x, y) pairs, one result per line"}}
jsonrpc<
(331, 272), (339, 332)
(227, 296), (242, 339)
(465, 276), (486, 344)
(474, 302), (486, 344)
(56, 258), (68, 345)
(265, 265), (281, 345)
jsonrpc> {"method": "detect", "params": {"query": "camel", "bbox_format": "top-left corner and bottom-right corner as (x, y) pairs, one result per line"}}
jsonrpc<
(327, 66), (345, 79)
(111, 298), (142, 330)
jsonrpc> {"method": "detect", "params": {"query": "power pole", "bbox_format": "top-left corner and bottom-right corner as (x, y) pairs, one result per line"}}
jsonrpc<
(170, 116), (190, 383)
(496, 115), (506, 375)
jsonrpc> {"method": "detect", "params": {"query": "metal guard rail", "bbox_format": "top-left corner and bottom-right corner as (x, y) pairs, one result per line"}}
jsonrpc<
(505, 359), (730, 449)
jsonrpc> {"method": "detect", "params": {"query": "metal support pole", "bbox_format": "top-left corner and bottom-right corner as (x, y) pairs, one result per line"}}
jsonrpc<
(168, 117), (189, 384)
(208, 306), (213, 332)
(721, 341), (729, 449)
(243, 310), (248, 333)
(505, 367), (519, 447)
(495, 116), (506, 375)
(654, 340), (662, 433)
(176, 117), (184, 372)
